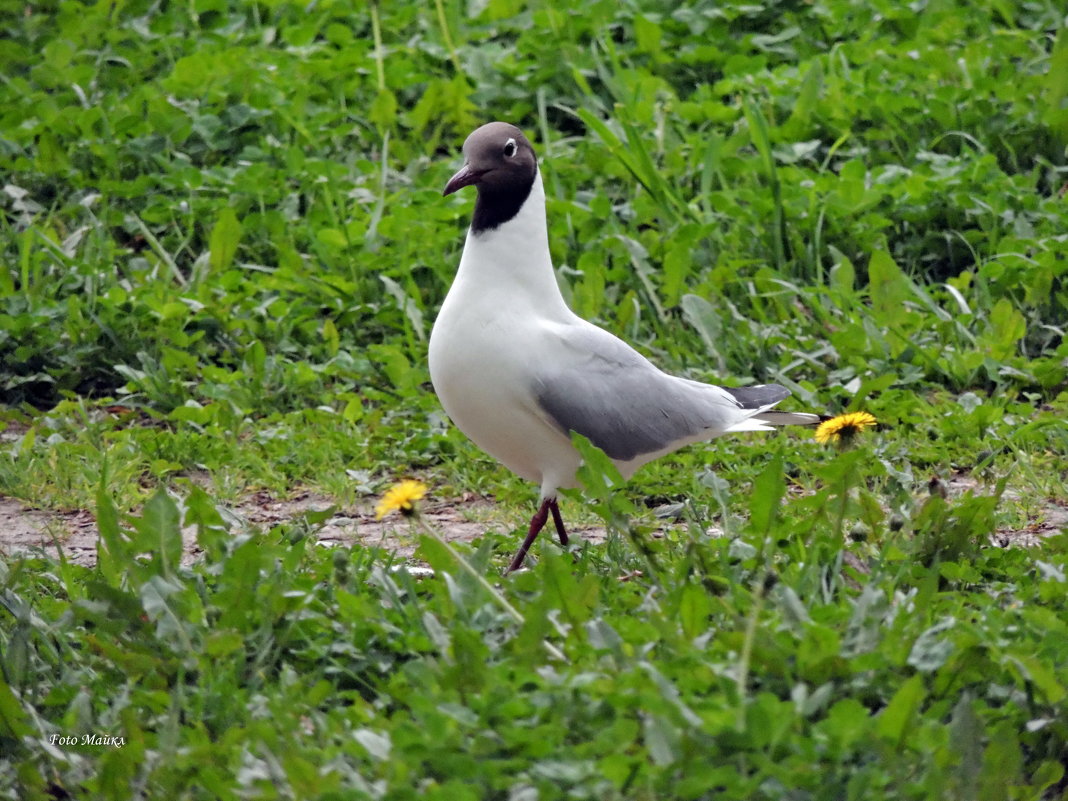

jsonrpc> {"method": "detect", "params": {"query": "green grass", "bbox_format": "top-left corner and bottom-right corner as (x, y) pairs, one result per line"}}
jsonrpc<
(1, 0), (1067, 798)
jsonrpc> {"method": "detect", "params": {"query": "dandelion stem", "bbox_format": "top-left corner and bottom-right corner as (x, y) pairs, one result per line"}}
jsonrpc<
(369, 1), (386, 93)
(433, 0), (466, 78)
(736, 570), (769, 729)
(415, 517), (567, 662)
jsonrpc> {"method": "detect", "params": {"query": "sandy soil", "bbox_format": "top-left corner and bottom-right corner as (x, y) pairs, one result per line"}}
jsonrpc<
(0, 491), (610, 566)
(1, 476), (1064, 567)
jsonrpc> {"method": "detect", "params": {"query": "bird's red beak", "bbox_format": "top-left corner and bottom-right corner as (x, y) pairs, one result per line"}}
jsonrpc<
(443, 163), (486, 196)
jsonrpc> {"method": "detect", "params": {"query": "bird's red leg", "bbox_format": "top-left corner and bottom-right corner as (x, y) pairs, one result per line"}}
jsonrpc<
(506, 498), (551, 573)
(548, 499), (568, 546)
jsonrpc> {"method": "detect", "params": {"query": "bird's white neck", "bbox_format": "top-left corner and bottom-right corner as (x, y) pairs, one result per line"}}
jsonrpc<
(454, 171), (570, 316)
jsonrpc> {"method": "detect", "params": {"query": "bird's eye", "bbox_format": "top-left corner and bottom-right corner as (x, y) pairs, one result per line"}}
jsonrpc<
(503, 138), (517, 158)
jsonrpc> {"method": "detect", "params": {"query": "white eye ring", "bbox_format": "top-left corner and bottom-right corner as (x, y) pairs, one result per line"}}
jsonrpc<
(503, 138), (517, 158)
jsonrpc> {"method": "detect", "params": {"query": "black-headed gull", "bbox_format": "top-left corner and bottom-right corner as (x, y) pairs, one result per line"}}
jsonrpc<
(429, 122), (819, 571)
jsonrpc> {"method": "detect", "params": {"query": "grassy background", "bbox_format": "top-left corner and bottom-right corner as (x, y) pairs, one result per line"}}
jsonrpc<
(1, 0), (1067, 798)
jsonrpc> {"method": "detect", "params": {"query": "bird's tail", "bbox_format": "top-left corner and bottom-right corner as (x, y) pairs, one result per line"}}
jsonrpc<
(751, 411), (823, 426)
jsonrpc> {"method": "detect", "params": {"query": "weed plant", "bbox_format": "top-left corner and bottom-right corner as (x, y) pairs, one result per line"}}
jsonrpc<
(1, 1), (1066, 798)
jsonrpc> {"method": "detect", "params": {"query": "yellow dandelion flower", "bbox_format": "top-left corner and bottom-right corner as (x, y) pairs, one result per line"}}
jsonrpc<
(375, 480), (427, 520)
(815, 411), (878, 446)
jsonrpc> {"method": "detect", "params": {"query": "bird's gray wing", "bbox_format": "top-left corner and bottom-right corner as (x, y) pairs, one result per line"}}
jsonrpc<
(530, 325), (787, 462)
(718, 383), (790, 409)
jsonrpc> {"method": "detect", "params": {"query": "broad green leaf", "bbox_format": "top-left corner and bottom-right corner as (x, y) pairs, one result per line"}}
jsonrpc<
(783, 60), (823, 137)
(369, 88), (397, 128)
(208, 207), (242, 273)
(906, 617), (955, 672)
(95, 486), (125, 584)
(742, 98), (785, 271)
(978, 721), (1023, 801)
(417, 533), (455, 576)
(867, 249), (908, 322)
(575, 248), (607, 318)
(316, 227), (347, 249)
(204, 630), (244, 657)
(641, 662), (702, 727)
(1031, 761), (1066, 797)
(379, 275), (427, 342)
(819, 698), (870, 752)
(186, 485), (228, 561)
(1043, 27), (1068, 141)
(368, 343), (421, 393)
(983, 298), (1026, 360)
(421, 611), (451, 652)
(540, 551), (598, 627)
(633, 14), (661, 55)
(680, 293), (725, 371)
(642, 713), (681, 766)
(660, 223), (701, 308)
(585, 617), (624, 655)
(797, 625), (840, 683)
(353, 728), (392, 761)
(828, 246), (855, 292)
(135, 488), (183, 573)
(678, 582), (712, 640)
(322, 317), (340, 356)
(571, 433), (625, 499)
(748, 454), (784, 536)
(876, 674), (925, 747)
(849, 373), (895, 406)
(139, 575), (189, 644)
(950, 693), (984, 799)
(1012, 655), (1065, 704)
(0, 677), (32, 738)
(35, 131), (70, 173)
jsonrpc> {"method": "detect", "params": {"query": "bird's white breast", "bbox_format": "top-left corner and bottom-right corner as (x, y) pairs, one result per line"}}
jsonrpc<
(429, 173), (581, 493)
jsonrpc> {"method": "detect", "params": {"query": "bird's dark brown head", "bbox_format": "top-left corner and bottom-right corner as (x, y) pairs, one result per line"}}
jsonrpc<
(443, 122), (538, 233)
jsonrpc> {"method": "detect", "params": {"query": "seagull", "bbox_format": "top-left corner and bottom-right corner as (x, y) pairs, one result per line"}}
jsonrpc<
(429, 121), (820, 572)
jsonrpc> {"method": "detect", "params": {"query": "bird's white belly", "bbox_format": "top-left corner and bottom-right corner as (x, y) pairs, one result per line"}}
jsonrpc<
(429, 305), (580, 492)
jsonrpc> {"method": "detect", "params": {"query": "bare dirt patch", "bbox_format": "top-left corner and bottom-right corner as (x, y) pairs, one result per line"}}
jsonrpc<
(0, 497), (100, 565)
(1, 474), (1062, 567)
(943, 474), (1068, 547)
(0, 491), (609, 567)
